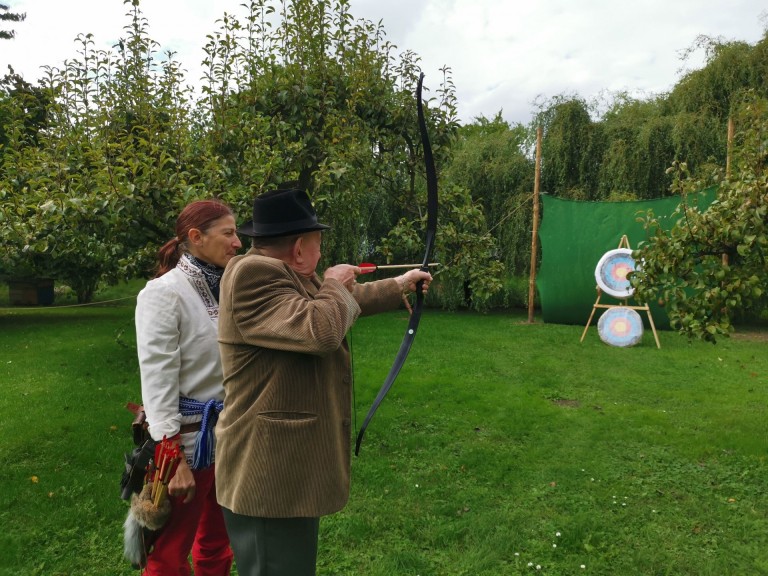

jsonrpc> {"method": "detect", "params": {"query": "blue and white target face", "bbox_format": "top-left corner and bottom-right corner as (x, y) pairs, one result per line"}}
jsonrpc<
(597, 307), (644, 347)
(595, 248), (636, 298)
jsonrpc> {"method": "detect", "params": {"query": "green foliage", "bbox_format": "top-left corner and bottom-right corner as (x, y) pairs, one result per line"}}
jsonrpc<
(669, 36), (765, 118)
(540, 97), (595, 198)
(195, 0), (461, 268)
(0, 71), (48, 153)
(446, 113), (535, 276)
(632, 91), (768, 341)
(533, 31), (768, 204)
(0, 2), (25, 40)
(0, 3), (201, 301)
(537, 94), (680, 200)
(380, 183), (504, 311)
(0, 0), (469, 302)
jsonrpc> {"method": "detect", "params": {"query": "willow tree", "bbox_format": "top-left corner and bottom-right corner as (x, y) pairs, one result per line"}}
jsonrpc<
(444, 113), (534, 276)
(668, 36), (764, 118)
(538, 98), (594, 198)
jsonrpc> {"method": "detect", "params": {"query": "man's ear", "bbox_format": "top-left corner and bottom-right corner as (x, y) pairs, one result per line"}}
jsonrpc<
(291, 236), (305, 264)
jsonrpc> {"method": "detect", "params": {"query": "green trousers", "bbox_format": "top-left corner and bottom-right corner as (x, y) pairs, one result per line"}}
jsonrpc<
(222, 508), (320, 576)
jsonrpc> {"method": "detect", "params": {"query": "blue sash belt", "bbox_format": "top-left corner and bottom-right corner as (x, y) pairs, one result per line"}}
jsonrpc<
(179, 397), (224, 470)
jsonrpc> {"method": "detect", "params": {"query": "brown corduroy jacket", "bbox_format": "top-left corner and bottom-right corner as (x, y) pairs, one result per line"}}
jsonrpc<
(215, 250), (403, 517)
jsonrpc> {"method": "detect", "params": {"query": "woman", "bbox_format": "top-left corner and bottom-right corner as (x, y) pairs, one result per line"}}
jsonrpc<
(135, 199), (241, 575)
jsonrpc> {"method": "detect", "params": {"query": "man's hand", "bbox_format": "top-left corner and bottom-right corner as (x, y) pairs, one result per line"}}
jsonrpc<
(323, 264), (361, 292)
(395, 269), (432, 295)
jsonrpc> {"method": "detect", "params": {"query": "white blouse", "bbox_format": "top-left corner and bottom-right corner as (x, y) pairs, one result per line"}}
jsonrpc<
(135, 255), (224, 460)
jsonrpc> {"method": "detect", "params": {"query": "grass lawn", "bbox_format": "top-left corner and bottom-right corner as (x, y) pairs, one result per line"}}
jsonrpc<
(0, 280), (766, 575)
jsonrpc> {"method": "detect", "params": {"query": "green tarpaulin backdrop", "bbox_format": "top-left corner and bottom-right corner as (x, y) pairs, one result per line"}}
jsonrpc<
(536, 189), (717, 329)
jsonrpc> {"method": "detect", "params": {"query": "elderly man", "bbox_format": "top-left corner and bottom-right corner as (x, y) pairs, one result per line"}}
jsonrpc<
(215, 187), (431, 576)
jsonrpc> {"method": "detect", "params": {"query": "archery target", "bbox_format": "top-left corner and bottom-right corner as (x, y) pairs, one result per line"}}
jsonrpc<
(595, 248), (636, 298)
(597, 307), (644, 347)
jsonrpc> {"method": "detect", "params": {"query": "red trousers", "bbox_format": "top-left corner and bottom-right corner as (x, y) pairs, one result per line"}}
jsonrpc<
(143, 465), (233, 576)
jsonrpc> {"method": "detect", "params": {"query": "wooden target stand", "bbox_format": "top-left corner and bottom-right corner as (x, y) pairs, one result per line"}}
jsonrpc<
(580, 235), (661, 348)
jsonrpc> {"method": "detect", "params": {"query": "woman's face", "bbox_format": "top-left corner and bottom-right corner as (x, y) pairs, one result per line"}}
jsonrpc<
(189, 215), (242, 268)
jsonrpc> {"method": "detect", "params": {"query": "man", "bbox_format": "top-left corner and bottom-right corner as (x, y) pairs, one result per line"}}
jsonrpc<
(215, 187), (432, 575)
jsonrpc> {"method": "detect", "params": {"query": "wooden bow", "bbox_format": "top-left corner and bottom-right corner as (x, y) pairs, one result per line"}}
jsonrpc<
(355, 72), (438, 455)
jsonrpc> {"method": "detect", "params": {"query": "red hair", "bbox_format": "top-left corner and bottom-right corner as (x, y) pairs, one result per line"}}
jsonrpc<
(154, 199), (234, 277)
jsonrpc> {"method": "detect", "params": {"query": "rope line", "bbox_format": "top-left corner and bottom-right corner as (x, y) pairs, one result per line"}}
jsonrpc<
(487, 192), (535, 235)
(0, 296), (136, 312)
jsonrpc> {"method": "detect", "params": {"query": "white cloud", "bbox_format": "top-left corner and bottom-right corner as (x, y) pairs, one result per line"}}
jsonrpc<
(3, 0), (766, 124)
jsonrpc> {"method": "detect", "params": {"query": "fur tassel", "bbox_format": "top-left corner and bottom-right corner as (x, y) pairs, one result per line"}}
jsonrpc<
(130, 483), (172, 531)
(123, 510), (146, 569)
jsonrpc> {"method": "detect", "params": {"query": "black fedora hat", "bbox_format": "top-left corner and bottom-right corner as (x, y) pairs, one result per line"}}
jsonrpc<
(237, 188), (331, 238)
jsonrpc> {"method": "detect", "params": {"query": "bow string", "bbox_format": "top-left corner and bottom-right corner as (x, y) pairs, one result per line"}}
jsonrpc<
(355, 72), (438, 455)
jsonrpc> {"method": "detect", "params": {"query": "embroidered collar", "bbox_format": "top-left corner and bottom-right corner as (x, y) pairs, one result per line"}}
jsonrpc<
(177, 253), (221, 320)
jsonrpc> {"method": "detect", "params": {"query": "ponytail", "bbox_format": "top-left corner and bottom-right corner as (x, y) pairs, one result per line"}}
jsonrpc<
(154, 238), (182, 278)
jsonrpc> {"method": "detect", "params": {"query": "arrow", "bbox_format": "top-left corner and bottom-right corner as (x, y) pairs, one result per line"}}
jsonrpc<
(358, 262), (440, 274)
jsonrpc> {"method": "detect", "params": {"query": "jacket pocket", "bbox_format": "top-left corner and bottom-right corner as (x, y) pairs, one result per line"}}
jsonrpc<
(258, 411), (317, 422)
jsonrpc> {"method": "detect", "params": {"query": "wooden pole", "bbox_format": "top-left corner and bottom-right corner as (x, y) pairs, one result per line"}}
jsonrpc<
(726, 116), (734, 178)
(527, 125), (543, 323)
(723, 116), (734, 266)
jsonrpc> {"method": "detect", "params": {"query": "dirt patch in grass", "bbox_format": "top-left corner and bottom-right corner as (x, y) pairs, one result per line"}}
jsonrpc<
(552, 398), (581, 408)
(731, 328), (768, 342)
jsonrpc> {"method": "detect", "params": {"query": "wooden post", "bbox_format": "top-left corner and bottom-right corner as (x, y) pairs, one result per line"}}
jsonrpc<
(527, 125), (543, 323)
(726, 116), (734, 178)
(723, 116), (734, 266)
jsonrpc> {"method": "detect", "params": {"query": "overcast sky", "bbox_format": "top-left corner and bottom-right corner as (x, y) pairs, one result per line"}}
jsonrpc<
(2, 0), (766, 125)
